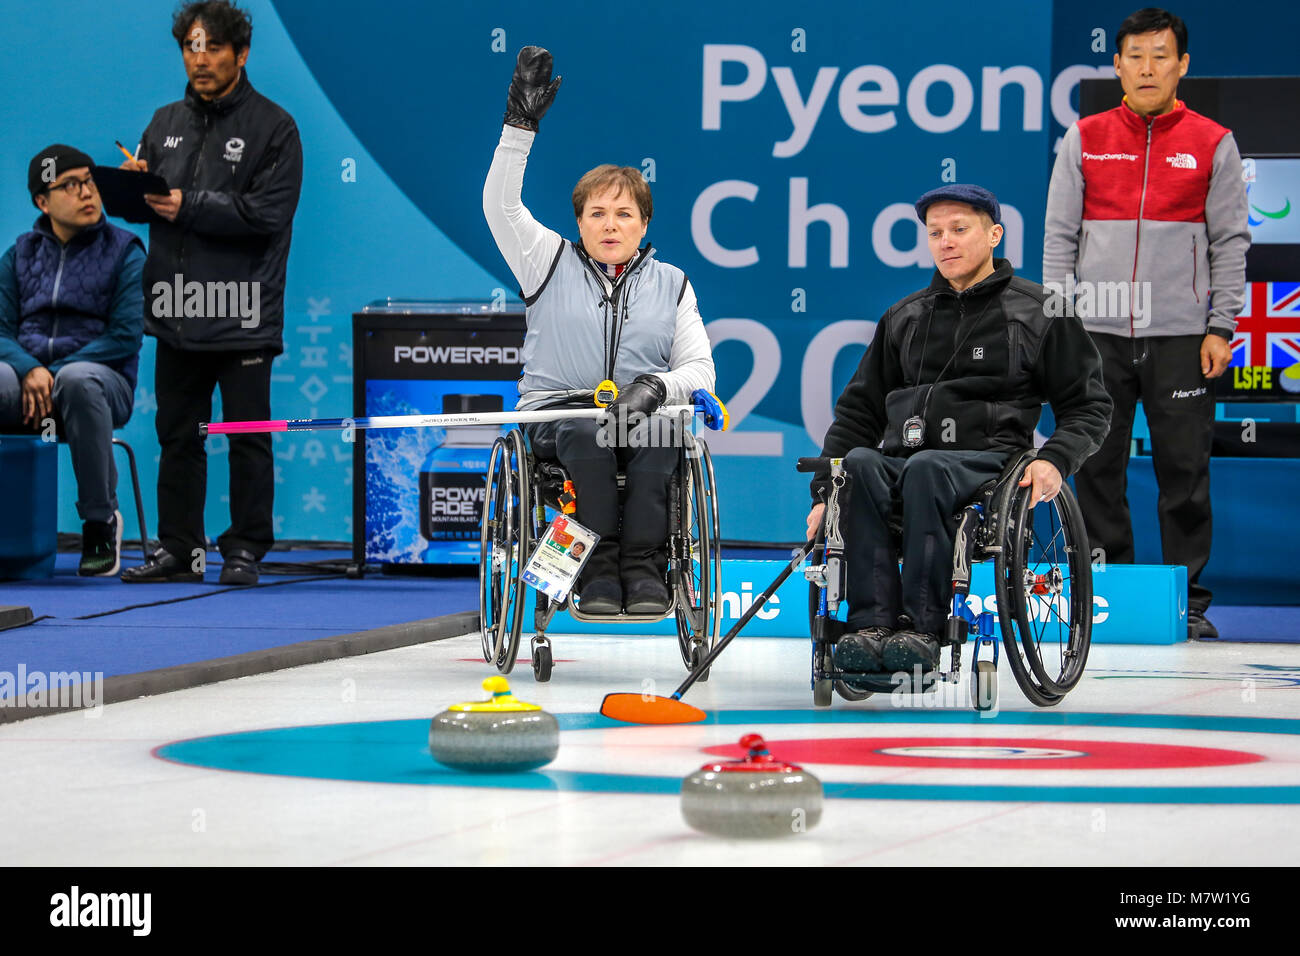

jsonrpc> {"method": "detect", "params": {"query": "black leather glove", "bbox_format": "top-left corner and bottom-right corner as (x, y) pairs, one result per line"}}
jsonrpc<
(607, 374), (666, 420)
(504, 46), (562, 132)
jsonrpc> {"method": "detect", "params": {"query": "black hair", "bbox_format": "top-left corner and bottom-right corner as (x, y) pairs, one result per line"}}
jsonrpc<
(171, 1), (253, 52)
(1116, 7), (1187, 58)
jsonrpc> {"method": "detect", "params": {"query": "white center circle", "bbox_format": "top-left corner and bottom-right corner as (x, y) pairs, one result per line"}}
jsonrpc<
(878, 746), (1087, 760)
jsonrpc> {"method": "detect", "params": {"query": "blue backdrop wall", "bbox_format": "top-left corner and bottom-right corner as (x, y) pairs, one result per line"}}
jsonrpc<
(2, 0), (1296, 561)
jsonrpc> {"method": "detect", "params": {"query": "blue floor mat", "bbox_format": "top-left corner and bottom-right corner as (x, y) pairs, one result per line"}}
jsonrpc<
(1, 552), (478, 686)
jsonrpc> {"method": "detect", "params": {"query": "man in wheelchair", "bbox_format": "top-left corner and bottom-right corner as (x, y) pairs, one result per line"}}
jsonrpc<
(806, 185), (1112, 679)
(484, 47), (715, 616)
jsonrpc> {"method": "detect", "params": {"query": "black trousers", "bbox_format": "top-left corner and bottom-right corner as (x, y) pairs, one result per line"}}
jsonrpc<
(1074, 333), (1214, 611)
(527, 417), (677, 585)
(842, 447), (1006, 635)
(154, 340), (275, 561)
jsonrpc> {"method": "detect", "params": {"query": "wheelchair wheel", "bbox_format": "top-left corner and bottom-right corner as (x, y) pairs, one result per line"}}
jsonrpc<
(995, 480), (1090, 705)
(674, 436), (721, 671)
(689, 640), (711, 683)
(532, 642), (553, 682)
(813, 678), (833, 707)
(971, 660), (997, 712)
(478, 432), (529, 673)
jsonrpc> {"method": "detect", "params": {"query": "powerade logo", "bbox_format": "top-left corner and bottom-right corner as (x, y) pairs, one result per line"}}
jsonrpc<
(392, 345), (521, 365)
(429, 484), (485, 517)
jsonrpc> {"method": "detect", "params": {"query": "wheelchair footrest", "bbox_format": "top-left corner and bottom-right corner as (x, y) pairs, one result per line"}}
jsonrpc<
(811, 616), (846, 644)
(821, 667), (958, 694)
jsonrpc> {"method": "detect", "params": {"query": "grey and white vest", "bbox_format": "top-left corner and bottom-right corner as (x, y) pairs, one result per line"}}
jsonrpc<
(516, 242), (686, 410)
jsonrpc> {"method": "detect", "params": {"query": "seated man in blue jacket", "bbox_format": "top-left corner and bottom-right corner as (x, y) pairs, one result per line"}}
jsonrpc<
(0, 145), (145, 576)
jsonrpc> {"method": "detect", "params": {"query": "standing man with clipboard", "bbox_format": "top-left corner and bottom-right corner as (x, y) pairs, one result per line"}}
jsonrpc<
(120, 1), (302, 586)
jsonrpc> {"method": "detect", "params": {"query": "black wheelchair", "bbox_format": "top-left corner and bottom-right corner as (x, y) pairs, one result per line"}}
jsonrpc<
(479, 412), (721, 682)
(800, 449), (1092, 711)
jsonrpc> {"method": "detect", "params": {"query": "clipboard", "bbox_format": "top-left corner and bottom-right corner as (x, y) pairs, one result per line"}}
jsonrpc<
(91, 165), (170, 223)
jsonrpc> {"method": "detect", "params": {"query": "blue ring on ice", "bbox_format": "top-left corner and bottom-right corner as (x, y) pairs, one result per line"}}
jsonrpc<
(155, 709), (1300, 804)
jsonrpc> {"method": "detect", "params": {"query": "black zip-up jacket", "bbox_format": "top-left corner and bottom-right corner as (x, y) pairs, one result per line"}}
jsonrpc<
(814, 259), (1111, 498)
(138, 71), (302, 353)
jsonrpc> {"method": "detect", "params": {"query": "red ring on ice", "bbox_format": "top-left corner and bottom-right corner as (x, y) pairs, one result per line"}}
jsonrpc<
(700, 737), (1266, 770)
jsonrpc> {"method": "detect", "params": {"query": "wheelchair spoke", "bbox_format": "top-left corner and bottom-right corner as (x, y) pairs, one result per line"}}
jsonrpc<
(992, 475), (1093, 707)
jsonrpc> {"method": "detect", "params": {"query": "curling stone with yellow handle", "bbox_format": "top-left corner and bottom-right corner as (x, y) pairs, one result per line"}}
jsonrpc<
(428, 677), (559, 772)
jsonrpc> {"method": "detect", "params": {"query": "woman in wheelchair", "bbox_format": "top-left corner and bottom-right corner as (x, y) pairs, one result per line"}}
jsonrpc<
(484, 47), (715, 615)
(805, 184), (1112, 682)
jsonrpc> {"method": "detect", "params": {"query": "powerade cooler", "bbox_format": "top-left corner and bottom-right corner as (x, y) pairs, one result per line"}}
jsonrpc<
(419, 394), (503, 563)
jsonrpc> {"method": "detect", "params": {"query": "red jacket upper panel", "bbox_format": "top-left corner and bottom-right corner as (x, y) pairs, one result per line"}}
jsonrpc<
(1043, 100), (1251, 338)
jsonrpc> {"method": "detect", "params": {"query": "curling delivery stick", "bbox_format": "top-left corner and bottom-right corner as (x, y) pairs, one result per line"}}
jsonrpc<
(201, 388), (730, 437)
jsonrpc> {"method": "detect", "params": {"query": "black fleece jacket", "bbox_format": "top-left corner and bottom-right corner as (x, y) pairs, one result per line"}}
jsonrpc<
(138, 71), (302, 353)
(813, 259), (1111, 498)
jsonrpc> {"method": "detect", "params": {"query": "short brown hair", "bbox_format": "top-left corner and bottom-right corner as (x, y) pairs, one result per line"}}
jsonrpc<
(572, 165), (652, 223)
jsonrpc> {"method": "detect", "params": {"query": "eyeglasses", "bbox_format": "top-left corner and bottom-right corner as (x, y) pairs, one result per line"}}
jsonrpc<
(47, 175), (97, 197)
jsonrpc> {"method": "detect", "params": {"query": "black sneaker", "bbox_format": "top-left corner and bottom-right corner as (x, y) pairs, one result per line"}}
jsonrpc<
(882, 630), (941, 672)
(577, 577), (622, 615)
(834, 626), (891, 674)
(624, 576), (671, 614)
(1188, 609), (1219, 641)
(79, 510), (122, 577)
(219, 549), (260, 585)
(121, 548), (203, 583)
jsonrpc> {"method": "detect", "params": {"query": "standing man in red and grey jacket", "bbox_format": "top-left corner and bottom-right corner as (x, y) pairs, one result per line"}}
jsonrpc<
(1043, 7), (1250, 640)
(119, 0), (302, 586)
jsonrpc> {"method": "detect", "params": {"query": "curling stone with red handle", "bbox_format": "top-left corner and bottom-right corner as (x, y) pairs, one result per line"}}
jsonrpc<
(681, 733), (823, 837)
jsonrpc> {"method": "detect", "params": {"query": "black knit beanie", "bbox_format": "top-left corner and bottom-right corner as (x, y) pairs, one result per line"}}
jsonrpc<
(28, 144), (96, 206)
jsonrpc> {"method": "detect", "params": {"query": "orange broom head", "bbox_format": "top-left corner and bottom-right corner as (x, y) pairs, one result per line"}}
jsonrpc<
(600, 693), (706, 725)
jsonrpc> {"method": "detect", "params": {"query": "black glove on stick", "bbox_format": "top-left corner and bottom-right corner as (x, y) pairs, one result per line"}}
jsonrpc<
(504, 46), (562, 131)
(607, 374), (666, 420)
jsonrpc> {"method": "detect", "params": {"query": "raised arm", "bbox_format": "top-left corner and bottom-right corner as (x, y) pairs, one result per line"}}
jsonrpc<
(482, 47), (565, 299)
(483, 126), (563, 297)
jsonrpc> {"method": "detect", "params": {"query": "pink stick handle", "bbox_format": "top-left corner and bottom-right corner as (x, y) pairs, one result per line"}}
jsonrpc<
(205, 420), (288, 434)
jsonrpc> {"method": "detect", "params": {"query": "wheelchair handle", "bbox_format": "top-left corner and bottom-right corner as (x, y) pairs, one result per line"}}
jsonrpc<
(796, 456), (830, 473)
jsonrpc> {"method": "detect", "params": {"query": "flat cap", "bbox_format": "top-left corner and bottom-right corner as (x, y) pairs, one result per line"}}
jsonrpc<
(915, 184), (1001, 225)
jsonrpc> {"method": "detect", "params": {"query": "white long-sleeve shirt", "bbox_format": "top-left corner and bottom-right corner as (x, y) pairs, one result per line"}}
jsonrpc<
(482, 125), (714, 404)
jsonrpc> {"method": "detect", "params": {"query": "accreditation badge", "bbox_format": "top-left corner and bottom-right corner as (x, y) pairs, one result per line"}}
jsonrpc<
(521, 515), (600, 603)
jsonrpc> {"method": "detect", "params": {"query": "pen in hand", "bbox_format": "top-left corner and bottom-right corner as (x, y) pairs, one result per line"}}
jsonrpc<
(115, 139), (146, 171)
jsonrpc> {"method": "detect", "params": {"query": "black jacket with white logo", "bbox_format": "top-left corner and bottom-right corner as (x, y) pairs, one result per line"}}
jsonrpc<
(814, 259), (1112, 499)
(138, 71), (302, 353)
